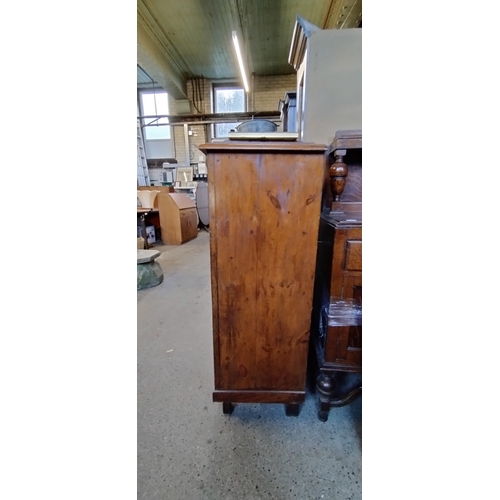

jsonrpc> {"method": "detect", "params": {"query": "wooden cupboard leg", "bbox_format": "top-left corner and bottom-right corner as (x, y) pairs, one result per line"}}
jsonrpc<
(318, 401), (331, 422)
(285, 403), (301, 417)
(222, 402), (234, 415)
(317, 373), (335, 422)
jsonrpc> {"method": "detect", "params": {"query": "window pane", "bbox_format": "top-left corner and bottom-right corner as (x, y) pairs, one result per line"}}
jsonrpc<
(215, 122), (239, 137)
(144, 126), (170, 140)
(143, 125), (170, 140)
(140, 91), (171, 140)
(141, 92), (169, 115)
(214, 88), (245, 113)
(214, 87), (245, 137)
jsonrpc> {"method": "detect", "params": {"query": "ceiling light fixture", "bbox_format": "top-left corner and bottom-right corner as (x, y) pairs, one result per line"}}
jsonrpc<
(232, 31), (249, 92)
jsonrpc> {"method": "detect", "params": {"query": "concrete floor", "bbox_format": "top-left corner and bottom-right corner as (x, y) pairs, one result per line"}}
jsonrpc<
(137, 230), (362, 500)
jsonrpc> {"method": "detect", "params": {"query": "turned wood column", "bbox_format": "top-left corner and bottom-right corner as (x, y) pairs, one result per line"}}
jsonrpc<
(329, 149), (347, 202)
(317, 373), (335, 422)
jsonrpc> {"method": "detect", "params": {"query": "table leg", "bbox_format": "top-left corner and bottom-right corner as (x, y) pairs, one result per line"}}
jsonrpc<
(140, 214), (149, 249)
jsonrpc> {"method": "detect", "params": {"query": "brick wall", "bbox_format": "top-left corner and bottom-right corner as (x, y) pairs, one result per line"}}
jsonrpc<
(250, 74), (296, 112)
(169, 74), (297, 164)
(186, 78), (212, 114)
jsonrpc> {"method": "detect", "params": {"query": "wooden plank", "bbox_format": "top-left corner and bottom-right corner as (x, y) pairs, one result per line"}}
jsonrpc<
(157, 193), (180, 244)
(254, 152), (323, 391)
(200, 141), (327, 153)
(207, 156), (221, 388)
(212, 152), (259, 391)
(213, 390), (305, 404)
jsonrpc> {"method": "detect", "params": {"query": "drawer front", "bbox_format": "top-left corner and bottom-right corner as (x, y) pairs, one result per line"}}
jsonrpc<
(345, 240), (362, 271)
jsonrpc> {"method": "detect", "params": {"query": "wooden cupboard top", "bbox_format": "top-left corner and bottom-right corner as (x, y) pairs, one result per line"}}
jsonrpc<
(157, 192), (196, 210)
(199, 141), (327, 153)
(327, 130), (362, 154)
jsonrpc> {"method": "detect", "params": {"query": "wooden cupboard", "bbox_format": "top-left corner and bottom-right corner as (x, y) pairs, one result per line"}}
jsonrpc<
(310, 130), (362, 421)
(157, 193), (198, 245)
(199, 141), (326, 416)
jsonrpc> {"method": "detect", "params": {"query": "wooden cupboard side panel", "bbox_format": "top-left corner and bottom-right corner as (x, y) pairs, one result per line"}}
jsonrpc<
(254, 153), (324, 391)
(207, 156), (220, 388)
(211, 153), (259, 391)
(158, 194), (181, 245)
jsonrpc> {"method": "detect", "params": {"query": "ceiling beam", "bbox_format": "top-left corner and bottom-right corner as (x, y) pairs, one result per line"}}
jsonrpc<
(323, 0), (362, 30)
(137, 11), (188, 100)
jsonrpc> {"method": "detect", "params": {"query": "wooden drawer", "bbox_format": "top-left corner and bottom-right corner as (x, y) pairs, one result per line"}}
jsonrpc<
(345, 240), (362, 271)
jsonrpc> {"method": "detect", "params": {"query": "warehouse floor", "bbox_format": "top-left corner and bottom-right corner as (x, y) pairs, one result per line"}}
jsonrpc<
(137, 229), (362, 500)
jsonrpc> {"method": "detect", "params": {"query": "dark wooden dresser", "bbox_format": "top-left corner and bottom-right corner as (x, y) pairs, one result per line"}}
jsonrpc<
(199, 141), (327, 416)
(310, 130), (362, 421)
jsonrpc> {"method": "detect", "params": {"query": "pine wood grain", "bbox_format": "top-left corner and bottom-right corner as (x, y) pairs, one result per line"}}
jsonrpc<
(201, 142), (326, 402)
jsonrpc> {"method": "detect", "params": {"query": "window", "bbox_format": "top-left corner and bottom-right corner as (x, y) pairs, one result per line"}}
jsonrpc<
(213, 85), (246, 137)
(139, 90), (171, 140)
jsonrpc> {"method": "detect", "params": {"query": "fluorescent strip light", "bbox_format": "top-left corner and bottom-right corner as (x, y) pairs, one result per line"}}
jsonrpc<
(232, 31), (249, 92)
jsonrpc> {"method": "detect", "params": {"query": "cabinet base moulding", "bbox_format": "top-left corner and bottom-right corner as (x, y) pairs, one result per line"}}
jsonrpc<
(213, 390), (305, 404)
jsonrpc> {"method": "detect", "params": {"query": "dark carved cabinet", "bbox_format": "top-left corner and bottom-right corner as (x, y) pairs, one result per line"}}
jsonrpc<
(199, 141), (327, 416)
(311, 130), (362, 421)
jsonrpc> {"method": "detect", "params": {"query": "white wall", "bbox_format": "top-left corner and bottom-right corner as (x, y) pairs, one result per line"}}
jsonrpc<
(300, 29), (362, 145)
(144, 138), (173, 159)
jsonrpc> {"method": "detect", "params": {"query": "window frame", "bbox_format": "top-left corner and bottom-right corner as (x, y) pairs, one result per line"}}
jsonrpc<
(212, 83), (246, 138)
(138, 88), (171, 141)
